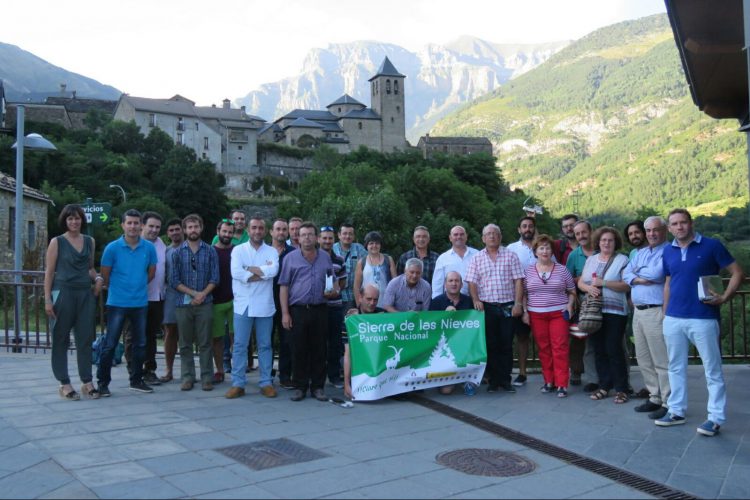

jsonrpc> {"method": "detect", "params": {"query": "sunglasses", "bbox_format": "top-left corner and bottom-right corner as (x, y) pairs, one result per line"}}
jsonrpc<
(320, 226), (334, 233)
(221, 218), (235, 225)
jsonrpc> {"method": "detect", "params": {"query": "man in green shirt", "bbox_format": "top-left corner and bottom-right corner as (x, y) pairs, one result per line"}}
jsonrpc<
(211, 209), (249, 246)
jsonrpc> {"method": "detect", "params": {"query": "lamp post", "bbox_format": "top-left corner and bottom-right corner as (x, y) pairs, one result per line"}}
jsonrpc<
(109, 184), (127, 203)
(11, 105), (56, 350)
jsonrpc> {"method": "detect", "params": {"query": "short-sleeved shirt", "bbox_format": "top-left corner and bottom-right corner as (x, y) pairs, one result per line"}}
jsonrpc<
(429, 293), (473, 311)
(524, 263), (575, 313)
(383, 275), (432, 311)
(397, 248), (440, 284)
(146, 237), (167, 301)
(212, 245), (234, 304)
(432, 246), (479, 298)
(565, 245), (591, 279)
(507, 240), (537, 269)
(333, 242), (367, 303)
(663, 234), (735, 320)
(102, 236), (158, 308)
(464, 247), (524, 303)
(277, 249), (333, 306)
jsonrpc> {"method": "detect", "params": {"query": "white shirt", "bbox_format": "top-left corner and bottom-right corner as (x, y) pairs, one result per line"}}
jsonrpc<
(231, 241), (279, 317)
(146, 237), (167, 301)
(431, 246), (478, 298)
(507, 239), (537, 270)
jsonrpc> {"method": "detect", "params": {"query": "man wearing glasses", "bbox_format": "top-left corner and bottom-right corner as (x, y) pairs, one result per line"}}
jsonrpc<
(553, 214), (579, 266)
(279, 222), (338, 402)
(319, 226), (348, 388)
(170, 214), (219, 392)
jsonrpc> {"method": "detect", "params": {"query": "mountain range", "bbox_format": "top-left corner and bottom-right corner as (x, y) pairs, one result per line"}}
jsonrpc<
(432, 14), (748, 221)
(235, 37), (569, 142)
(0, 42), (121, 102)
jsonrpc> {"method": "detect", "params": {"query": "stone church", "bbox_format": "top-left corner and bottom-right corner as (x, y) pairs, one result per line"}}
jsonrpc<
(258, 57), (409, 153)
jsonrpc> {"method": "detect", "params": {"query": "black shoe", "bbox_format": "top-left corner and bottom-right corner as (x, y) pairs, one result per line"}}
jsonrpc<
(143, 372), (162, 386)
(487, 385), (498, 393)
(583, 383), (600, 393)
(129, 381), (154, 393)
(540, 383), (554, 393)
(98, 385), (111, 397)
(648, 407), (668, 420)
(634, 401), (661, 413)
(279, 379), (295, 390)
(312, 388), (327, 401)
(290, 389), (306, 401)
(512, 374), (527, 387)
(501, 384), (517, 394)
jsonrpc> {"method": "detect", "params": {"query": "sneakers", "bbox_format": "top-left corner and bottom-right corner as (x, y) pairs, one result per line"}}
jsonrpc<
(512, 374), (527, 387)
(225, 386), (245, 399)
(143, 371), (162, 386)
(540, 383), (554, 393)
(500, 384), (517, 394)
(260, 385), (278, 398)
(696, 420), (720, 437)
(129, 381), (154, 393)
(556, 387), (568, 398)
(655, 412), (686, 427)
(279, 379), (295, 390)
(634, 401), (661, 413)
(98, 385), (111, 397)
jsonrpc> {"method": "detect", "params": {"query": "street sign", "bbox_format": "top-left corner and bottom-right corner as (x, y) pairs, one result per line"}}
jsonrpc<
(81, 202), (112, 225)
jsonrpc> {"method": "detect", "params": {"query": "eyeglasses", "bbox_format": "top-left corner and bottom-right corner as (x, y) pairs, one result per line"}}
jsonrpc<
(320, 226), (334, 232)
(221, 219), (235, 225)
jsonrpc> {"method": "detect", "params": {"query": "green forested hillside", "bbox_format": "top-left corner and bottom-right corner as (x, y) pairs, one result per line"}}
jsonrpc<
(432, 14), (748, 225)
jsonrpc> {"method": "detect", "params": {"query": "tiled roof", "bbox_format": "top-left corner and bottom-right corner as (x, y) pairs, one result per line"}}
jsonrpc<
(368, 56), (405, 81)
(0, 173), (52, 202)
(340, 108), (381, 120)
(327, 94), (365, 108)
(280, 109), (338, 122)
(285, 117), (326, 129)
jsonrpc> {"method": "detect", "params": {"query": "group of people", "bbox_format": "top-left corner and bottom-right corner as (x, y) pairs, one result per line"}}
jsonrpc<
(45, 204), (743, 437)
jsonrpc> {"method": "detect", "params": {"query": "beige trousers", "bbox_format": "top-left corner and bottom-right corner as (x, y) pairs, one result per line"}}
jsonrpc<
(633, 307), (670, 406)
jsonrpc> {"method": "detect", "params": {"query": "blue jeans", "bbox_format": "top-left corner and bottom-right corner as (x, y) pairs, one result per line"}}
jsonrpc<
(232, 314), (273, 388)
(663, 316), (726, 425)
(97, 305), (147, 387)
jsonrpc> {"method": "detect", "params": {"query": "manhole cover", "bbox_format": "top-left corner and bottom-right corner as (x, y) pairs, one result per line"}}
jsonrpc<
(436, 448), (536, 477)
(218, 438), (329, 470)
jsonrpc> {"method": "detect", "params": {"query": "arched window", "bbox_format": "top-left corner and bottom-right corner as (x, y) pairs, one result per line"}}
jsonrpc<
(394, 80), (399, 95)
(386, 79), (391, 94)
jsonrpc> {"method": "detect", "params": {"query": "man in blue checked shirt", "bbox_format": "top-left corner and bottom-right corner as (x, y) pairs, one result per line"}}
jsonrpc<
(170, 214), (220, 392)
(623, 216), (670, 420)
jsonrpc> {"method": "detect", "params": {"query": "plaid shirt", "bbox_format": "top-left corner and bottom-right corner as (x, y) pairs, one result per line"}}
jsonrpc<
(464, 247), (524, 303)
(333, 241), (367, 303)
(397, 248), (440, 284)
(169, 240), (220, 307)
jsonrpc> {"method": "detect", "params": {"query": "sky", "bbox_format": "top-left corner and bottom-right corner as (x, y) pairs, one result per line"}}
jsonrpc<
(3, 0), (666, 106)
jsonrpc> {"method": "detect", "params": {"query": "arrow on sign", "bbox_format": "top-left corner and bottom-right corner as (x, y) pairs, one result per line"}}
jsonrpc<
(99, 213), (109, 223)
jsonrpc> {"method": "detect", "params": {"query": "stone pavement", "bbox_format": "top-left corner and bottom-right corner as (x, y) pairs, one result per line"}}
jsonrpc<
(0, 352), (747, 499)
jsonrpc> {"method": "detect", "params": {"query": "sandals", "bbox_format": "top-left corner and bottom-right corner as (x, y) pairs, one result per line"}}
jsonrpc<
(589, 389), (609, 400)
(81, 383), (101, 400)
(614, 391), (630, 404)
(58, 385), (80, 401)
(159, 373), (173, 383)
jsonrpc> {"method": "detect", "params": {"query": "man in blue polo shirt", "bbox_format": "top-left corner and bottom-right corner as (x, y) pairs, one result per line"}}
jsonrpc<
(655, 209), (744, 436)
(98, 209), (158, 396)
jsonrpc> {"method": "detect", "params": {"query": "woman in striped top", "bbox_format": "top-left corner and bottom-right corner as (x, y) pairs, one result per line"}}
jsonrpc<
(522, 234), (577, 397)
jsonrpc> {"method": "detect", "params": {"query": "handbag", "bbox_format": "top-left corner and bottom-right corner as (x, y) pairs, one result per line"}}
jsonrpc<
(576, 255), (615, 335)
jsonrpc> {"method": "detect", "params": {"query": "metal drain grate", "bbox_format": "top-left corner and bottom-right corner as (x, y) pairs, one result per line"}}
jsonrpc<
(436, 448), (536, 477)
(411, 395), (697, 500)
(217, 438), (329, 470)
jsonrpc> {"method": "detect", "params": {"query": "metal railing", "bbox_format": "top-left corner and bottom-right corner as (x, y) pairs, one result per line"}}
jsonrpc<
(1, 270), (749, 361)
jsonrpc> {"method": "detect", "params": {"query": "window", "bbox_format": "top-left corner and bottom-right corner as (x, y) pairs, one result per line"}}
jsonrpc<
(386, 79), (391, 94)
(202, 152), (207, 159)
(238, 145), (243, 150)
(27, 221), (36, 249)
(396, 106), (401, 113)
(203, 137), (209, 150)
(195, 122), (199, 131)
(177, 117), (185, 131)
(338, 107), (341, 113)
(358, 122), (362, 130)
(148, 114), (156, 127)
(394, 80), (399, 95)
(177, 133), (184, 145)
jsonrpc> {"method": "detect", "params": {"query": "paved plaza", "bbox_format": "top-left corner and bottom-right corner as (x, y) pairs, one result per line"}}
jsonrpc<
(0, 352), (748, 499)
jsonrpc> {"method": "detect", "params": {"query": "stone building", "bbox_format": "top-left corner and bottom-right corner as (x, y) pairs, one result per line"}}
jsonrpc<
(416, 135), (493, 159)
(259, 57), (409, 153)
(0, 174), (52, 271)
(113, 95), (265, 175)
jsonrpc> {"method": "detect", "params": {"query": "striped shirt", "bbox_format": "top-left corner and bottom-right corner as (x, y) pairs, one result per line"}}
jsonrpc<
(524, 263), (575, 313)
(465, 247), (524, 303)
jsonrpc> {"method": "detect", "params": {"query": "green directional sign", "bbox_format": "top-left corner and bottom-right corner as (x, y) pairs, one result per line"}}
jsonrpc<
(80, 202), (112, 226)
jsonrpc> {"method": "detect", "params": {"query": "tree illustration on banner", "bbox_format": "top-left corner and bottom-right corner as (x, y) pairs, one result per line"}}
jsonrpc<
(428, 332), (457, 371)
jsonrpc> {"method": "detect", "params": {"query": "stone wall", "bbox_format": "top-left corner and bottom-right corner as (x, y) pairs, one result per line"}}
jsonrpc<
(0, 190), (49, 271)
